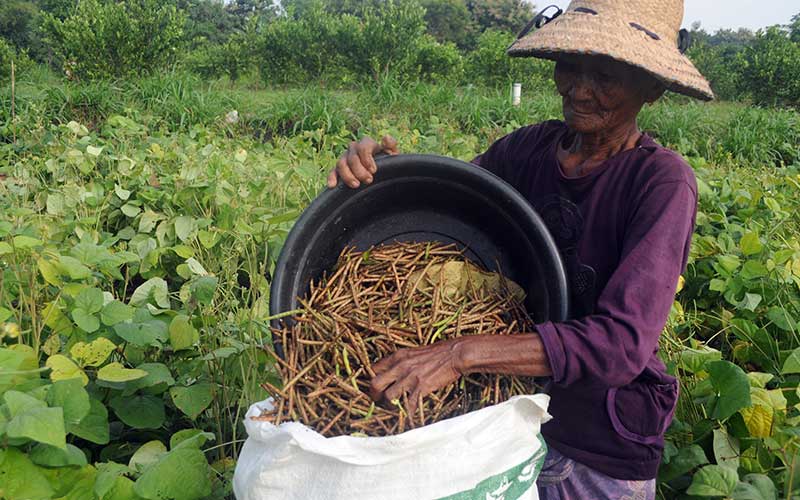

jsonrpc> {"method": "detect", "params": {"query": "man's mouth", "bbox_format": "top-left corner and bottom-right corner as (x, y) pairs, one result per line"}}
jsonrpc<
(568, 105), (596, 116)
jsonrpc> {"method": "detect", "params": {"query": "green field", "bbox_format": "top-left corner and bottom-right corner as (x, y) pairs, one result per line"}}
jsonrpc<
(2, 71), (800, 498)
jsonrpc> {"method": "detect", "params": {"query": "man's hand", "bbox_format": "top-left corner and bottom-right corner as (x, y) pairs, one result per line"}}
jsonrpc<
(368, 334), (552, 415)
(369, 338), (464, 416)
(328, 135), (398, 189)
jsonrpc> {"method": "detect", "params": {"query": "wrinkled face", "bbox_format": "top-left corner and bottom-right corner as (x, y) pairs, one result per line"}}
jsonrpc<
(554, 55), (663, 133)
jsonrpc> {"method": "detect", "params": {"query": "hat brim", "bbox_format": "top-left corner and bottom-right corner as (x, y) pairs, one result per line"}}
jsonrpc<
(507, 11), (714, 101)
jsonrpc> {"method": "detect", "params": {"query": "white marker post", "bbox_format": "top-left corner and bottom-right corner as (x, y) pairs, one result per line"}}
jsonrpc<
(512, 83), (522, 106)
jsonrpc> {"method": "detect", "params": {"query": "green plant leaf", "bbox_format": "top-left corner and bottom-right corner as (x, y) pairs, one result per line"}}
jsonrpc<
(0, 346), (39, 393)
(101, 301), (135, 326)
(708, 360), (752, 419)
(766, 306), (794, 331)
(58, 255), (92, 280)
(30, 443), (88, 467)
(746, 372), (774, 388)
(133, 448), (211, 500)
(139, 211), (165, 233)
(72, 308), (100, 333)
(731, 473), (777, 500)
(740, 404), (773, 438)
(97, 362), (148, 383)
(71, 337), (117, 367)
(4, 390), (46, 417)
(114, 323), (165, 347)
(169, 383), (215, 420)
(75, 286), (105, 314)
(0, 306), (12, 323)
(781, 347), (800, 374)
(174, 216), (198, 242)
(130, 278), (170, 309)
(172, 245), (194, 258)
(0, 448), (55, 499)
(740, 260), (768, 279)
(713, 429), (740, 471)
(129, 441), (167, 473)
(190, 276), (217, 305)
(687, 464), (739, 497)
(679, 345), (722, 374)
(738, 293), (762, 312)
(197, 230), (219, 249)
(717, 255), (741, 274)
(122, 203), (142, 217)
(740, 232), (764, 256)
(94, 462), (135, 499)
(168, 315), (198, 351)
(46, 354), (88, 386)
(169, 429), (215, 451)
(658, 444), (709, 482)
(7, 407), (67, 449)
(38, 257), (63, 286)
(46, 378), (91, 425)
(13, 235), (43, 249)
(184, 258), (207, 276)
(124, 363), (175, 395)
(114, 184), (131, 201)
(70, 398), (110, 444)
(109, 395), (165, 429)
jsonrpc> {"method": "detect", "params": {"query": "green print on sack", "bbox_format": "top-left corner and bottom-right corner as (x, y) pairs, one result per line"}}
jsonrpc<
(437, 437), (547, 500)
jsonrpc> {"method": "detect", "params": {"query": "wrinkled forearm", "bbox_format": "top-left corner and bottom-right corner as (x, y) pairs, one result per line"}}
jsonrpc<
(454, 333), (552, 377)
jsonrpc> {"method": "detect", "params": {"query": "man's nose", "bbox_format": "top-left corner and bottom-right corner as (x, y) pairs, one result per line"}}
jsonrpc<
(569, 72), (594, 100)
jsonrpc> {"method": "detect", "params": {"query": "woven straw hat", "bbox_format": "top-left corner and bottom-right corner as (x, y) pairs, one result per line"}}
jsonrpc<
(508, 0), (714, 101)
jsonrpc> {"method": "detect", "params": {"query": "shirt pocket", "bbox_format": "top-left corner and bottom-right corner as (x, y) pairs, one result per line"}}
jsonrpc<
(605, 370), (678, 445)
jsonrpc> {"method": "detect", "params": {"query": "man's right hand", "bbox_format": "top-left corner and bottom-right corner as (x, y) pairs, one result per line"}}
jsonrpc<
(327, 135), (398, 189)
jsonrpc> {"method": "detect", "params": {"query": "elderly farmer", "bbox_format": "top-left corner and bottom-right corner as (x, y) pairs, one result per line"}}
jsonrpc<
(328, 0), (713, 497)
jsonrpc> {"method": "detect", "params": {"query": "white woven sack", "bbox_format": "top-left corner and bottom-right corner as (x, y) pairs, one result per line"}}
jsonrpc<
(233, 394), (551, 500)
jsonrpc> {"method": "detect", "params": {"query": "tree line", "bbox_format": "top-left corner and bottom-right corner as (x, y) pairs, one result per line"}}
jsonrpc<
(1, 0), (799, 107)
(687, 18), (800, 107)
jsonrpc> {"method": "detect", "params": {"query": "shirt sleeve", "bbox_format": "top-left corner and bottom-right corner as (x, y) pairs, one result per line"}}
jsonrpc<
(470, 123), (548, 183)
(535, 179), (697, 388)
(471, 132), (514, 180)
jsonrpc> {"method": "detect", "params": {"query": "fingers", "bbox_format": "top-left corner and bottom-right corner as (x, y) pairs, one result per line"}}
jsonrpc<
(334, 156), (359, 189)
(326, 168), (338, 189)
(330, 135), (399, 189)
(369, 353), (405, 401)
(357, 145), (377, 176)
(384, 374), (419, 406)
(347, 147), (373, 186)
(381, 135), (399, 155)
(372, 349), (407, 375)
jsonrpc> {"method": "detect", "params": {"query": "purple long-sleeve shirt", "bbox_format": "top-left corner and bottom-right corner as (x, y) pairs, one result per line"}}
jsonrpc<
(472, 120), (697, 480)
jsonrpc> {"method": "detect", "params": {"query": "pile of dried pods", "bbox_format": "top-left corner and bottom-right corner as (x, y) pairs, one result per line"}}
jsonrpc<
(256, 241), (539, 437)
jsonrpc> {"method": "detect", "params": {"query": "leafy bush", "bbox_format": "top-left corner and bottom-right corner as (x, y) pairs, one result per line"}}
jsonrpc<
(0, 39), (15, 83)
(185, 26), (257, 82)
(687, 42), (747, 102)
(740, 27), (800, 107)
(421, 0), (475, 49)
(258, 0), (427, 84)
(0, 0), (45, 60)
(465, 29), (554, 89)
(0, 37), (31, 84)
(406, 35), (464, 83)
(41, 0), (186, 80)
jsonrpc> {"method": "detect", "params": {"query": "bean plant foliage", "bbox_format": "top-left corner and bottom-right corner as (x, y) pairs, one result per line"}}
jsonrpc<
(1, 76), (800, 498)
(0, 110), (340, 498)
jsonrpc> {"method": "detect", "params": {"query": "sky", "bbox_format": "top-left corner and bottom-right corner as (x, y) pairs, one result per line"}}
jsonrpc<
(541, 1), (798, 32)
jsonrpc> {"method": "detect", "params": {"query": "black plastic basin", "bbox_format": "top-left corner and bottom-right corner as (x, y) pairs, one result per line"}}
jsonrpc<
(269, 154), (569, 331)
